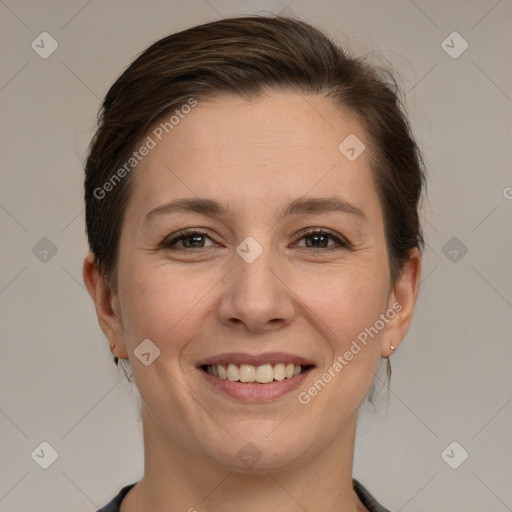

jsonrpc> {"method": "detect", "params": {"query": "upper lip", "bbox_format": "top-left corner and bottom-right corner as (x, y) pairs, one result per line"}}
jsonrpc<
(197, 352), (315, 368)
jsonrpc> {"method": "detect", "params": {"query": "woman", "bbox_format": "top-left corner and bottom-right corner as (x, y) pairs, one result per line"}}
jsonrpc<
(83, 15), (424, 512)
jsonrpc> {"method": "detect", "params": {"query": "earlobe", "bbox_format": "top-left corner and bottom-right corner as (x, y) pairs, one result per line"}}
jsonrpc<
(382, 247), (422, 357)
(82, 253), (128, 359)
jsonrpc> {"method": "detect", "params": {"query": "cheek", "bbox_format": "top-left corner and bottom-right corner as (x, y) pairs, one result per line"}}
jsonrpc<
(294, 259), (390, 348)
(117, 262), (214, 355)
(292, 262), (389, 410)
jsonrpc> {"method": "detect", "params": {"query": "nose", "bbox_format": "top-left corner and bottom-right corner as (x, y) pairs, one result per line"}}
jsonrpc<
(217, 244), (295, 334)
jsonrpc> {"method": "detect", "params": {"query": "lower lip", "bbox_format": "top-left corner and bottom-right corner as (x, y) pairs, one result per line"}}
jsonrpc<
(199, 367), (313, 402)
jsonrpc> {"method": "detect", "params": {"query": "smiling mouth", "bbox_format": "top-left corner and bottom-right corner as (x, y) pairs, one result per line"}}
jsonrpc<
(201, 363), (314, 384)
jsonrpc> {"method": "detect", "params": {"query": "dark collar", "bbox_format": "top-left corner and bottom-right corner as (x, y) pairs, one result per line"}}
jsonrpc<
(98, 479), (392, 512)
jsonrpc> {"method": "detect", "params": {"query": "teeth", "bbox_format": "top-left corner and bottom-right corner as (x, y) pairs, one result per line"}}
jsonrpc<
(273, 363), (285, 381)
(227, 363), (239, 381)
(255, 364), (274, 383)
(239, 364), (255, 382)
(205, 363), (306, 383)
(218, 364), (227, 379)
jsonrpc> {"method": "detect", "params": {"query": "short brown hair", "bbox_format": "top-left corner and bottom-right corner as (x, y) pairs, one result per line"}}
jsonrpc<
(85, 15), (425, 293)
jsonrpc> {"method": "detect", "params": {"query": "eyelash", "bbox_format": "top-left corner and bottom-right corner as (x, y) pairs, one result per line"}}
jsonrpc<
(161, 228), (351, 253)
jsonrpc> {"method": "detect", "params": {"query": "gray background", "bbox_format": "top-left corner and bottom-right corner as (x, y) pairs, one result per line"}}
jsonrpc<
(1, 0), (511, 511)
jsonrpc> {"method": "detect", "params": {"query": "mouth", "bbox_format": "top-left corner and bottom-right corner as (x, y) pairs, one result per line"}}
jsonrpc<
(201, 363), (313, 383)
(197, 352), (315, 402)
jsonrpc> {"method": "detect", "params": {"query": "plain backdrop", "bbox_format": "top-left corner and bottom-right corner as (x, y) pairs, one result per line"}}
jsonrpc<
(1, 1), (511, 511)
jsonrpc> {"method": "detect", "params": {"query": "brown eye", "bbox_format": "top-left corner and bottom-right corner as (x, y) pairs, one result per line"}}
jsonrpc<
(162, 230), (217, 250)
(295, 230), (350, 251)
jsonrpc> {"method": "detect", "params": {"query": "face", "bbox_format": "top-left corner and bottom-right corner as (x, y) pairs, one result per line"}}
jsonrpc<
(89, 91), (419, 472)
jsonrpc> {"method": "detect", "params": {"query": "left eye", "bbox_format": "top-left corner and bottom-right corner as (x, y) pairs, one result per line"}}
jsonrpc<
(294, 230), (348, 250)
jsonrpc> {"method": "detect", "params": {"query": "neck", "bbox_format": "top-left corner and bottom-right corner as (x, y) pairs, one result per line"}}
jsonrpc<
(121, 406), (367, 512)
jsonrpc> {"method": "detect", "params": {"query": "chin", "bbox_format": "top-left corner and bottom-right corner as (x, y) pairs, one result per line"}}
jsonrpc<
(195, 421), (315, 472)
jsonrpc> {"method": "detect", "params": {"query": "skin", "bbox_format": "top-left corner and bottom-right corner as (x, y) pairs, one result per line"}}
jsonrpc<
(83, 91), (421, 512)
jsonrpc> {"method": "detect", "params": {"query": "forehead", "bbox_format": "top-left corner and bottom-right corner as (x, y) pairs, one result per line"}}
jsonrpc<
(127, 92), (378, 220)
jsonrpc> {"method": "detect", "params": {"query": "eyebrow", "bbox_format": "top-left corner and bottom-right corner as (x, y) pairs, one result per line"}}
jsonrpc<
(143, 196), (367, 226)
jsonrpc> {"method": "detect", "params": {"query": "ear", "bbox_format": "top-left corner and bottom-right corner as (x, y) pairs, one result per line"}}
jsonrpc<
(381, 247), (422, 357)
(82, 252), (128, 359)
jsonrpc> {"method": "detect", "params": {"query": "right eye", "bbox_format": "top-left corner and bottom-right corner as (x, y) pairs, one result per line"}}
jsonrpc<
(161, 229), (219, 250)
